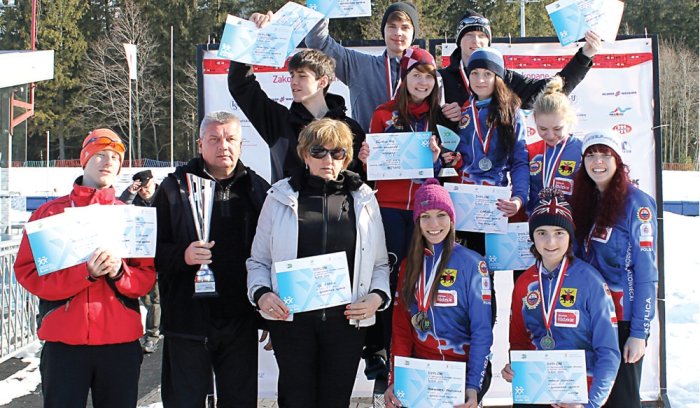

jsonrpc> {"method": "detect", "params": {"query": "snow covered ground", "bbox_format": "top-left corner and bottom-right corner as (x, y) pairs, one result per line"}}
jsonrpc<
(1, 172), (699, 407)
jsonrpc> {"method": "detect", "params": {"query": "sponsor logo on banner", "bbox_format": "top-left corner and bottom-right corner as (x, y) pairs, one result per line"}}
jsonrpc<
(622, 140), (632, 153)
(609, 107), (631, 116)
(440, 269), (457, 287)
(553, 178), (573, 194)
(591, 226), (613, 243)
(637, 207), (653, 222)
(601, 90), (639, 97)
(554, 309), (579, 327)
(478, 261), (489, 277)
(558, 161), (576, 176)
(460, 114), (471, 128)
(525, 290), (541, 309)
(559, 288), (577, 307)
(613, 124), (633, 135)
(529, 157), (543, 175)
(436, 290), (458, 306)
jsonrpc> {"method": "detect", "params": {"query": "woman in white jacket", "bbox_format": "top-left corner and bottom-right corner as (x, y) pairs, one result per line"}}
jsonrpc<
(247, 118), (391, 408)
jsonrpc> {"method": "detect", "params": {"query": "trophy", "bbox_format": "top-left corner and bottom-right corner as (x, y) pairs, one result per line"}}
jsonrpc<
(437, 125), (460, 178)
(186, 173), (218, 298)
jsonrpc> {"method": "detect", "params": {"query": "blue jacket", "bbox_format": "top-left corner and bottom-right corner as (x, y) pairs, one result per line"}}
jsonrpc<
(510, 258), (620, 408)
(577, 185), (658, 339)
(454, 97), (529, 206)
(526, 136), (583, 214)
(392, 243), (493, 392)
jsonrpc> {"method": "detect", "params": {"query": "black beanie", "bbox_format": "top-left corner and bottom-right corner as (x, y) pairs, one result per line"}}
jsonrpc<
(528, 189), (576, 240)
(381, 2), (420, 41)
(455, 10), (492, 46)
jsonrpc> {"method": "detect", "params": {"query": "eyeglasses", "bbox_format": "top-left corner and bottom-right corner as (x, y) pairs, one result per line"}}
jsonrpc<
(458, 16), (490, 28)
(308, 146), (347, 160)
(83, 136), (126, 153)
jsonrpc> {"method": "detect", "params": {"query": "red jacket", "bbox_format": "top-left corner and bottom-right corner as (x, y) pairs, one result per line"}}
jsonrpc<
(14, 179), (156, 345)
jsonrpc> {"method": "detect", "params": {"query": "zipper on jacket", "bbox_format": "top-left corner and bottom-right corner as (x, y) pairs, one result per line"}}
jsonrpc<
(64, 299), (71, 312)
(321, 309), (326, 321)
(322, 193), (328, 253)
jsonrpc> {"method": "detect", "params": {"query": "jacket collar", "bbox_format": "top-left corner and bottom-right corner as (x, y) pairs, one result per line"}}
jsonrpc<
(70, 176), (117, 206)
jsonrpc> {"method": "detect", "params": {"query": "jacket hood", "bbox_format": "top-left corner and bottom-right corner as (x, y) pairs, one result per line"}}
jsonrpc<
(447, 46), (463, 71)
(288, 92), (349, 129)
(268, 170), (374, 207)
(70, 177), (117, 206)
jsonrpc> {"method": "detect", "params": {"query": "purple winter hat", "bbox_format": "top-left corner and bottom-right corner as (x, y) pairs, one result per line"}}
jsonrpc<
(413, 179), (456, 223)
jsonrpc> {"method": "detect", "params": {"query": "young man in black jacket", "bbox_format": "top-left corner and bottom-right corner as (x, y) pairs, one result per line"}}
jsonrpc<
(153, 111), (270, 408)
(228, 48), (366, 183)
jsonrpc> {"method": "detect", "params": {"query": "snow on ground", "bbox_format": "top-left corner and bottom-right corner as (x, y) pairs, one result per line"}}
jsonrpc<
(0, 343), (42, 406)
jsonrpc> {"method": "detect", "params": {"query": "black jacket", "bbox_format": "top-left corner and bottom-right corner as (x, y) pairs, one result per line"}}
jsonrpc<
(228, 61), (366, 182)
(153, 157), (269, 340)
(439, 46), (593, 109)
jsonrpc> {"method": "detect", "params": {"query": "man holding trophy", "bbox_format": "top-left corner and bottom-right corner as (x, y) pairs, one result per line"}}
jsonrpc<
(153, 111), (270, 407)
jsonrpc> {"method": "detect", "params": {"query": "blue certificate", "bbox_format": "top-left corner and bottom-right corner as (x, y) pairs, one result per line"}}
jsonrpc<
(485, 222), (535, 271)
(274, 252), (352, 314)
(393, 356), (466, 408)
(546, 0), (624, 46)
(272, 2), (325, 56)
(218, 15), (293, 68)
(366, 132), (434, 181)
(307, 0), (371, 19)
(444, 183), (510, 234)
(510, 350), (588, 404)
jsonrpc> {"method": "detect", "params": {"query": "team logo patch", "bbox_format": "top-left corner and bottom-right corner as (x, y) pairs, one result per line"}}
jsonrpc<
(478, 261), (489, 277)
(637, 207), (652, 222)
(481, 290), (492, 304)
(440, 269), (457, 287)
(557, 160), (576, 176)
(529, 158), (542, 175)
(459, 114), (471, 128)
(559, 288), (577, 307)
(554, 309), (579, 327)
(525, 290), (541, 309)
(481, 277), (491, 290)
(436, 290), (458, 307)
(552, 177), (573, 194)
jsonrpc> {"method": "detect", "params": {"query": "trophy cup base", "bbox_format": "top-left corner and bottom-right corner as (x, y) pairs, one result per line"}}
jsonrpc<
(192, 291), (219, 299)
(193, 281), (219, 299)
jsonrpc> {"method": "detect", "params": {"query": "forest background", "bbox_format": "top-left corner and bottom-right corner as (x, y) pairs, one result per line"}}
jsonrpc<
(0, 0), (697, 168)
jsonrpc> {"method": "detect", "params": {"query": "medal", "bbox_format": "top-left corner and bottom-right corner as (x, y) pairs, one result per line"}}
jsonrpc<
(413, 250), (442, 334)
(470, 97), (495, 172)
(537, 258), (569, 351)
(541, 137), (569, 189)
(478, 157), (492, 171)
(411, 311), (432, 332)
(540, 334), (556, 350)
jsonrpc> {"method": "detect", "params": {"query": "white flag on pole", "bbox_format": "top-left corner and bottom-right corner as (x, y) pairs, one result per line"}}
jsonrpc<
(123, 43), (138, 80)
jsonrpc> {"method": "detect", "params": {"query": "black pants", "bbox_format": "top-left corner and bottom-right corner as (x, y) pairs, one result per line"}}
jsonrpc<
(40, 341), (142, 408)
(161, 315), (258, 408)
(603, 321), (644, 408)
(267, 307), (367, 408)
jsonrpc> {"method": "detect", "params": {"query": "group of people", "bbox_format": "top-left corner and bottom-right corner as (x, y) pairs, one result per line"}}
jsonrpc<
(13, 2), (658, 408)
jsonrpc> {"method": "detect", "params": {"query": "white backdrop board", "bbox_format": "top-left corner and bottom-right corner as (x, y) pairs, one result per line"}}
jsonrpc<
(199, 38), (662, 403)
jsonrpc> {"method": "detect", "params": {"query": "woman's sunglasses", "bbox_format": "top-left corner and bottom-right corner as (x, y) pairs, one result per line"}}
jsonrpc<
(308, 146), (347, 160)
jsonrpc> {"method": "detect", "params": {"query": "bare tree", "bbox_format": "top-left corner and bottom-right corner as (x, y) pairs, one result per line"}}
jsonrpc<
(175, 61), (199, 160)
(80, 0), (166, 161)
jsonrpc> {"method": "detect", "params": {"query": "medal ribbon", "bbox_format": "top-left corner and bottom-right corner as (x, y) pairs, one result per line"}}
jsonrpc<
(537, 257), (569, 334)
(417, 253), (442, 312)
(542, 137), (569, 188)
(459, 60), (472, 98)
(470, 97), (495, 155)
(584, 223), (597, 256)
(385, 54), (401, 100)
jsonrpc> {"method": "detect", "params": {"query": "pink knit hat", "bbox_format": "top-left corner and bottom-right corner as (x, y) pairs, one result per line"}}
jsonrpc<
(413, 179), (456, 223)
(400, 47), (437, 79)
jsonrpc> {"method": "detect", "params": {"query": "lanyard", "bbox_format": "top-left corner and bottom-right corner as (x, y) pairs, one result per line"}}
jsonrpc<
(417, 253), (442, 312)
(584, 223), (598, 256)
(537, 258), (569, 333)
(409, 117), (430, 133)
(459, 60), (472, 98)
(470, 98), (494, 155)
(385, 54), (401, 101)
(542, 137), (569, 188)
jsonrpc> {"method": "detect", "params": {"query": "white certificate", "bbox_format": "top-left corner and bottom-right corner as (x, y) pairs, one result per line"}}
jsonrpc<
(274, 251), (352, 314)
(510, 350), (588, 404)
(26, 205), (157, 276)
(271, 2), (325, 55)
(218, 15), (293, 68)
(366, 132), (434, 181)
(485, 222), (535, 271)
(393, 356), (466, 408)
(444, 183), (510, 234)
(307, 0), (371, 19)
(546, 0), (624, 45)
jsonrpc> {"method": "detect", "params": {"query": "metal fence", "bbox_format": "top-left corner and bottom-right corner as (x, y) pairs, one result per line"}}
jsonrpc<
(0, 239), (39, 362)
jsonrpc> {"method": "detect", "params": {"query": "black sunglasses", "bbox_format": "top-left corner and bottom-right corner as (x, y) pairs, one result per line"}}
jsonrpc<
(308, 146), (347, 160)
